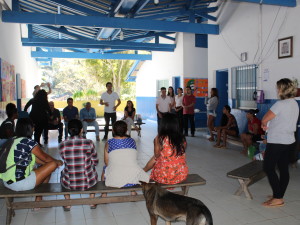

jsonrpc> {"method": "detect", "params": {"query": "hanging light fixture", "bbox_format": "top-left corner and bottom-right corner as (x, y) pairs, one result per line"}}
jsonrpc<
(154, 0), (159, 5)
(120, 29), (124, 40)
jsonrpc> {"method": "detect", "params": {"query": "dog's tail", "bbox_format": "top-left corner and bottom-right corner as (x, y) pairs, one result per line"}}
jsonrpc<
(200, 207), (213, 225)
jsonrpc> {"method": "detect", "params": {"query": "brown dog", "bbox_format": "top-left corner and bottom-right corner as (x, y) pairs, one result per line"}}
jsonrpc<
(141, 182), (213, 225)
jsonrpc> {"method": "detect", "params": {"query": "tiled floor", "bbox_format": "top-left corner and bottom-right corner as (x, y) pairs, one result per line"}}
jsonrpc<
(0, 120), (299, 225)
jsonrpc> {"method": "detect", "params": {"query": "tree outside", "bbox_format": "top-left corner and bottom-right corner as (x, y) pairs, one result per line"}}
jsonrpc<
(41, 57), (136, 101)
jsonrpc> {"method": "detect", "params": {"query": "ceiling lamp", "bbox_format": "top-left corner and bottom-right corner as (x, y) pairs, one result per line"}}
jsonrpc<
(154, 0), (159, 5)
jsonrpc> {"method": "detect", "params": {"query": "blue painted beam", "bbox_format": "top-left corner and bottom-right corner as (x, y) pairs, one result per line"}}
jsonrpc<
(158, 34), (176, 41)
(39, 25), (89, 40)
(128, 0), (150, 17)
(233, 0), (296, 7)
(12, 0), (19, 11)
(31, 51), (152, 60)
(195, 12), (217, 21)
(46, 0), (108, 15)
(2, 11), (219, 35)
(22, 38), (174, 48)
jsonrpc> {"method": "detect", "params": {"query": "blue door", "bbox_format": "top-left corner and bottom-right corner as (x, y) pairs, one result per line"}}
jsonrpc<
(216, 70), (228, 126)
(173, 76), (180, 94)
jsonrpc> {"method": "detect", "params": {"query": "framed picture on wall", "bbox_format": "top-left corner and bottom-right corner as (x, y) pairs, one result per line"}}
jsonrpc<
(278, 36), (293, 59)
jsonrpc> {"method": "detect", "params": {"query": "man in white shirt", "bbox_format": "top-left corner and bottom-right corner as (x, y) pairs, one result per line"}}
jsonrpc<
(156, 87), (172, 131)
(100, 82), (121, 141)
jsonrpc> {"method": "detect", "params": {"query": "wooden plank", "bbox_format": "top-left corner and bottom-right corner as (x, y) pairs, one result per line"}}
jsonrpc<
(227, 161), (264, 180)
(0, 174), (206, 198)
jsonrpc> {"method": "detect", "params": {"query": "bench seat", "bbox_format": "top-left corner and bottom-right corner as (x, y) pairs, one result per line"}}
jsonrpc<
(227, 160), (266, 200)
(0, 174), (205, 225)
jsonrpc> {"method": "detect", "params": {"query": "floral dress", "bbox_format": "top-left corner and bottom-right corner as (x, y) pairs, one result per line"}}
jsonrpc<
(150, 138), (188, 184)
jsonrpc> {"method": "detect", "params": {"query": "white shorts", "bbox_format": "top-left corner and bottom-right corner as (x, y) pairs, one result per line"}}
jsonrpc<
(207, 110), (217, 117)
(4, 171), (36, 191)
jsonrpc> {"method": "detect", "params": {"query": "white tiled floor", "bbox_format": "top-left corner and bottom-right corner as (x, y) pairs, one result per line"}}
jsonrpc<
(0, 120), (299, 225)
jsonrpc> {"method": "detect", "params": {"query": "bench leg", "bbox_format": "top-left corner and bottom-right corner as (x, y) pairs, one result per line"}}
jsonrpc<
(234, 179), (253, 200)
(5, 197), (15, 225)
(181, 186), (189, 196)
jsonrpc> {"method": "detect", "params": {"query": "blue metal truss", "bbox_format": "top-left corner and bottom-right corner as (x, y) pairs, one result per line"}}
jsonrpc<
(31, 51), (152, 60)
(233, 0), (296, 7)
(2, 11), (219, 35)
(22, 38), (176, 52)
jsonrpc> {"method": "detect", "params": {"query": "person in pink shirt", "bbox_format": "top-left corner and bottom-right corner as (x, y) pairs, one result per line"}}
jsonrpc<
(182, 86), (196, 137)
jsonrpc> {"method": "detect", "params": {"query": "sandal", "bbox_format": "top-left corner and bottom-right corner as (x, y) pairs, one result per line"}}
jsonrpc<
(213, 144), (222, 148)
(208, 137), (214, 142)
(262, 199), (284, 208)
(219, 145), (227, 149)
(90, 205), (97, 209)
(62, 206), (71, 211)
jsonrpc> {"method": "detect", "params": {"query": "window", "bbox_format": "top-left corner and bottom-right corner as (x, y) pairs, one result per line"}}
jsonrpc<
(231, 65), (257, 109)
(156, 79), (169, 97)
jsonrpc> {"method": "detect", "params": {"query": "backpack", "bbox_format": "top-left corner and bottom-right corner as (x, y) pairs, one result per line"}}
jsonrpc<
(0, 137), (26, 173)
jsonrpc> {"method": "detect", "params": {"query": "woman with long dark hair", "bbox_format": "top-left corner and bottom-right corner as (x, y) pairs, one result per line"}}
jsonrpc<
(167, 86), (176, 113)
(206, 88), (219, 141)
(261, 78), (299, 207)
(124, 100), (139, 136)
(29, 90), (51, 146)
(144, 113), (188, 184)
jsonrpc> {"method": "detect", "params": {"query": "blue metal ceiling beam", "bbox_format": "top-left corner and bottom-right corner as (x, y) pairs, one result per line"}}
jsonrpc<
(3, 11), (219, 35)
(128, 0), (151, 17)
(233, 0), (296, 7)
(46, 0), (108, 15)
(158, 34), (176, 41)
(39, 25), (89, 40)
(195, 12), (217, 21)
(31, 51), (152, 60)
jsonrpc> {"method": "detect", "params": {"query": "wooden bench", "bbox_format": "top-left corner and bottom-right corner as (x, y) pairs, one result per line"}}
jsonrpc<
(212, 131), (242, 146)
(227, 160), (266, 200)
(0, 174), (205, 225)
(87, 122), (145, 137)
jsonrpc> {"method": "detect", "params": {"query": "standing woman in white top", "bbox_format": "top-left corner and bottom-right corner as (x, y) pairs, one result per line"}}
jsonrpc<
(206, 88), (219, 142)
(175, 87), (184, 133)
(167, 86), (176, 114)
(261, 78), (299, 207)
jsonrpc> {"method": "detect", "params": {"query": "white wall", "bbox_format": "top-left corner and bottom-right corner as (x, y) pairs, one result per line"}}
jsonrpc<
(0, 2), (39, 99)
(208, 0), (300, 99)
(183, 33), (208, 78)
(136, 32), (184, 97)
(136, 32), (209, 97)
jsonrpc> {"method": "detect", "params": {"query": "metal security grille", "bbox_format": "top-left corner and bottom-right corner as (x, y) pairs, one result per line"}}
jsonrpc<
(231, 65), (257, 109)
(156, 79), (169, 97)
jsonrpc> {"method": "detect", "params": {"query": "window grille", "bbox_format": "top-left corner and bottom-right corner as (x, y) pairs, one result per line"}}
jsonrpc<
(231, 65), (257, 109)
(156, 79), (169, 97)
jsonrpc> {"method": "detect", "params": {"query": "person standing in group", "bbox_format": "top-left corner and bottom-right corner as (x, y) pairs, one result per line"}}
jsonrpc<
(156, 87), (172, 132)
(167, 86), (176, 114)
(100, 82), (121, 141)
(175, 87), (184, 133)
(206, 88), (219, 142)
(80, 102), (100, 141)
(261, 78), (299, 207)
(63, 98), (79, 140)
(25, 83), (52, 112)
(182, 86), (196, 137)
(28, 90), (51, 146)
(43, 101), (63, 144)
(123, 100), (139, 136)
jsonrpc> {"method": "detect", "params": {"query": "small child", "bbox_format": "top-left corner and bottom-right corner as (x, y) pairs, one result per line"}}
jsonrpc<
(253, 135), (267, 161)
(101, 120), (149, 197)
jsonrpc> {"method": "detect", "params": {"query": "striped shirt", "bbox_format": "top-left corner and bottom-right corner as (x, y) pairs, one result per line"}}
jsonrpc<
(59, 136), (98, 190)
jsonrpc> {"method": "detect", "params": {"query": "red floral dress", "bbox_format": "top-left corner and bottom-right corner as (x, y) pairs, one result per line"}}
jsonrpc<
(150, 138), (188, 184)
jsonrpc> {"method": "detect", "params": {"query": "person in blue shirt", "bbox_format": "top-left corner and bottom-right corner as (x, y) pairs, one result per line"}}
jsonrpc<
(63, 98), (79, 140)
(80, 102), (100, 141)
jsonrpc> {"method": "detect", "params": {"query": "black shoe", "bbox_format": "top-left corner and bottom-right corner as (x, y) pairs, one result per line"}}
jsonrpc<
(58, 139), (62, 143)
(102, 136), (107, 141)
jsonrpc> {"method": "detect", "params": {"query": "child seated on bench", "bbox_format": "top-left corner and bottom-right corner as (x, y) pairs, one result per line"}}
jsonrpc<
(59, 119), (99, 211)
(0, 118), (63, 203)
(214, 105), (239, 149)
(101, 120), (149, 196)
(143, 113), (189, 184)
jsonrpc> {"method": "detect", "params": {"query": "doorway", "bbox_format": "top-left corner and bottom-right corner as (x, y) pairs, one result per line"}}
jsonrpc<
(215, 70), (228, 126)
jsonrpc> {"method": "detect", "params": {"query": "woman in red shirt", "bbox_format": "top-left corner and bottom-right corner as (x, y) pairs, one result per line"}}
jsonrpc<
(241, 109), (264, 154)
